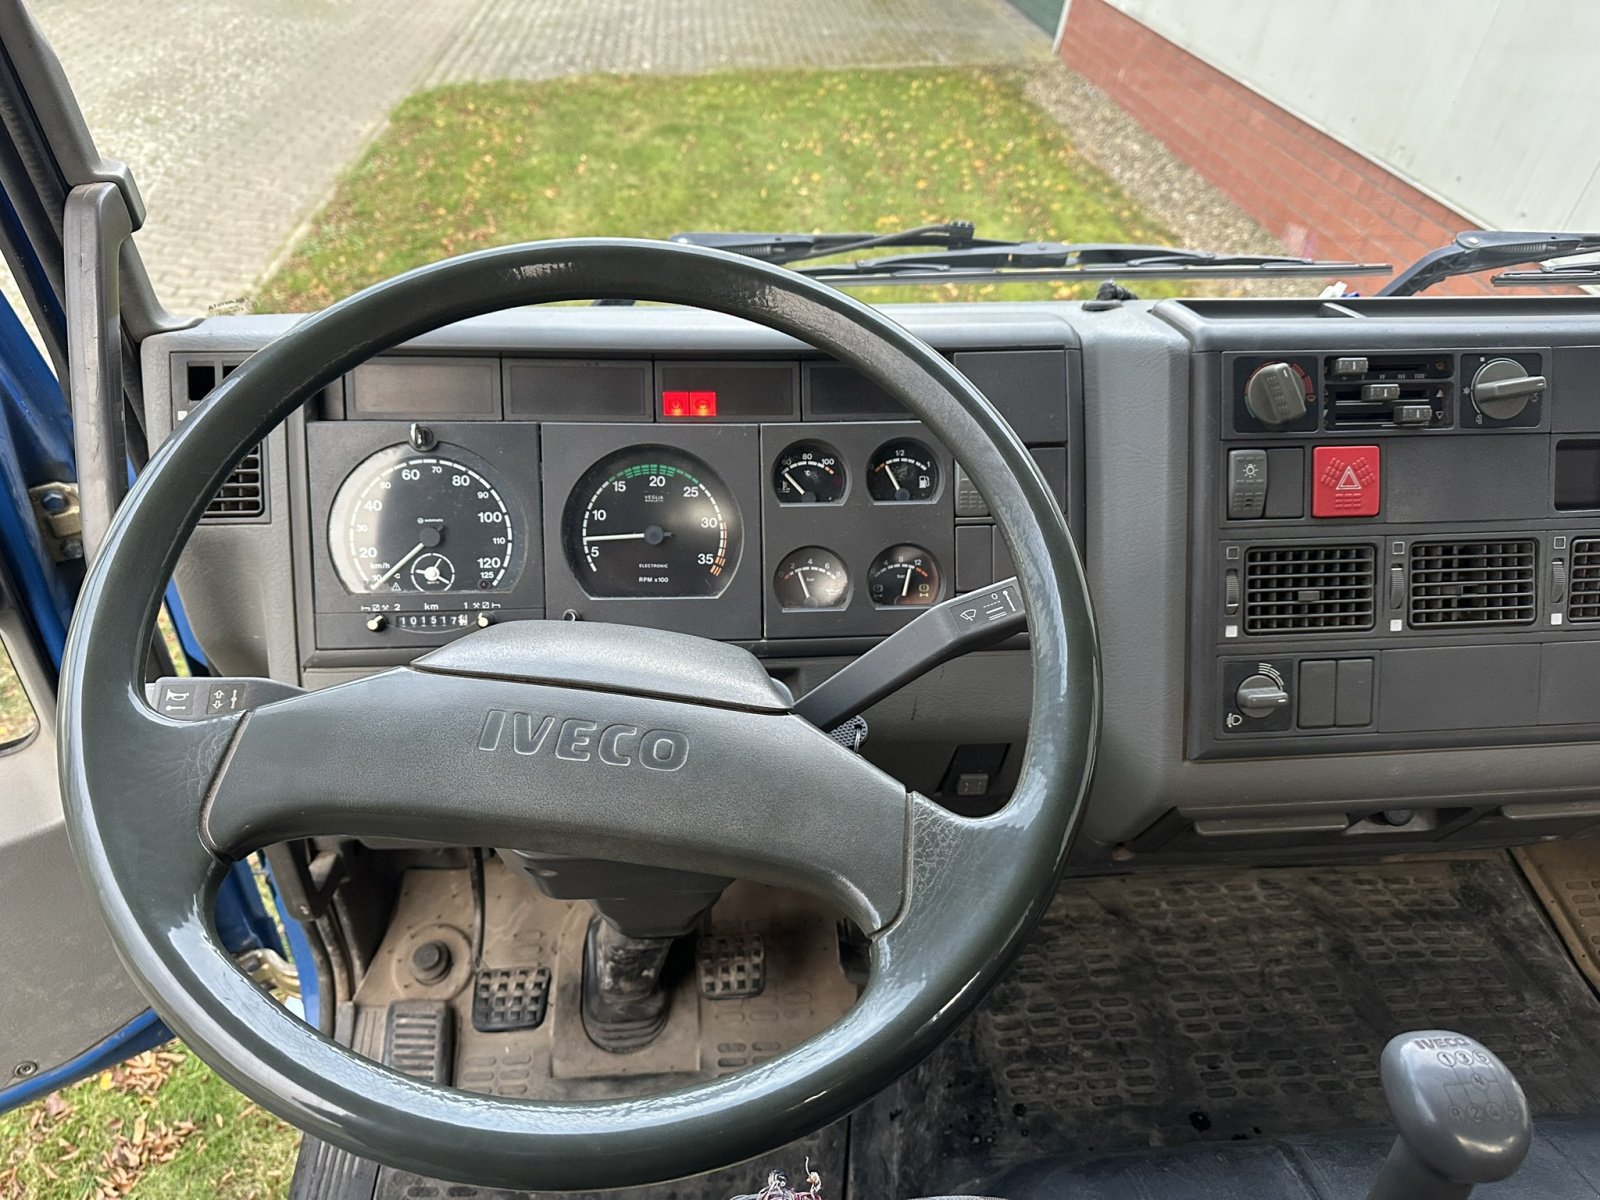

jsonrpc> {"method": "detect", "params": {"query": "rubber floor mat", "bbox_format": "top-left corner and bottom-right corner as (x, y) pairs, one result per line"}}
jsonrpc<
(1517, 837), (1600, 994)
(848, 855), (1600, 1197)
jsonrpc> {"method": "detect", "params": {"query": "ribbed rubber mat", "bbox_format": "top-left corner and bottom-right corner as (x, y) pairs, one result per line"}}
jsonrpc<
(849, 856), (1600, 1197)
(1518, 838), (1600, 993)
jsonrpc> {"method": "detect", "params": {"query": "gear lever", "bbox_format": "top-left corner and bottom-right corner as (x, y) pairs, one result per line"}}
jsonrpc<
(1368, 1030), (1532, 1200)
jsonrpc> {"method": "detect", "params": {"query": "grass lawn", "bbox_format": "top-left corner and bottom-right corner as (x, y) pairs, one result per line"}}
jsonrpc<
(0, 1047), (296, 1198)
(257, 66), (1173, 310)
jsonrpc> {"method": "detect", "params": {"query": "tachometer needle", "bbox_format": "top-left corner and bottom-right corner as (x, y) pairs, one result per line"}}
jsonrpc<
(369, 542), (426, 590)
(901, 565), (915, 598)
(584, 532), (649, 542)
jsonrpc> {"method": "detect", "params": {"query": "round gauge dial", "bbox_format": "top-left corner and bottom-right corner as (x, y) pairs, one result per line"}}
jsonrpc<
(867, 439), (940, 502)
(868, 543), (942, 608)
(773, 546), (850, 610)
(563, 447), (740, 598)
(329, 444), (521, 595)
(773, 440), (846, 504)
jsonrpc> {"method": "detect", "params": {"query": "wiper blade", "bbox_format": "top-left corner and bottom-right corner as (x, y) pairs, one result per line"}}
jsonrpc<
(1493, 257), (1600, 287)
(1379, 231), (1600, 296)
(796, 241), (1390, 285)
(670, 221), (1001, 266)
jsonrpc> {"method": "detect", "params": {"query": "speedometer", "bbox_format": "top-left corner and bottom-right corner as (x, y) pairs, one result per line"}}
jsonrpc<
(562, 447), (740, 598)
(328, 444), (522, 594)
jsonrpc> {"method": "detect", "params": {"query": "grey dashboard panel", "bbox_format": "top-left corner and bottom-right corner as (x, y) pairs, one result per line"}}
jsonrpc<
(142, 296), (1600, 863)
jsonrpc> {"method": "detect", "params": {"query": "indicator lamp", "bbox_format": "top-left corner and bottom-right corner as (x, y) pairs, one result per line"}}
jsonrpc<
(662, 389), (718, 418)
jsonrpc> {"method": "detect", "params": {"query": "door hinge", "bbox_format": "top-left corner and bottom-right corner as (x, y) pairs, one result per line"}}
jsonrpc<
(27, 482), (84, 562)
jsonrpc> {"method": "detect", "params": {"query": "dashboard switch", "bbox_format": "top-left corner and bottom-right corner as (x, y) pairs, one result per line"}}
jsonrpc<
(1298, 660), (1337, 729)
(1335, 658), (1374, 727)
(1553, 558), (1568, 605)
(1236, 672), (1290, 718)
(1227, 449), (1269, 519)
(1362, 382), (1401, 403)
(953, 464), (989, 517)
(1312, 445), (1380, 518)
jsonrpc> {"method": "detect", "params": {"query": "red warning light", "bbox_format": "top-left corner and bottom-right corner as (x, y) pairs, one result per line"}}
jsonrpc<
(663, 390), (717, 418)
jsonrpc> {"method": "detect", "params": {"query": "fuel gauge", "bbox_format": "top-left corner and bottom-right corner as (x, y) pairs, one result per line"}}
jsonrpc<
(773, 547), (850, 610)
(867, 439), (939, 502)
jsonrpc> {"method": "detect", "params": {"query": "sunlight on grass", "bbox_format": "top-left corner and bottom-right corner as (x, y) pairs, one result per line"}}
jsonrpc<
(0, 1047), (296, 1198)
(257, 67), (1176, 310)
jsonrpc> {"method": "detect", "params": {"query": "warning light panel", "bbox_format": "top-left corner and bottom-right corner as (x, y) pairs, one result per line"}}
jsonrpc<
(662, 390), (718, 418)
(1312, 444), (1381, 517)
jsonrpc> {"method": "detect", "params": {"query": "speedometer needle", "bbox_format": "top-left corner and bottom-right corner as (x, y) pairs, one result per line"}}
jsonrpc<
(370, 542), (426, 591)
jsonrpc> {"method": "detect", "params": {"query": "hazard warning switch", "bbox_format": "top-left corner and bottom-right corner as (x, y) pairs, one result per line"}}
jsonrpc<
(1312, 445), (1380, 518)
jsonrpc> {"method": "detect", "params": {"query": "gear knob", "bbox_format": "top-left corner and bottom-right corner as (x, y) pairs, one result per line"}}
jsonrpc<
(1368, 1030), (1531, 1200)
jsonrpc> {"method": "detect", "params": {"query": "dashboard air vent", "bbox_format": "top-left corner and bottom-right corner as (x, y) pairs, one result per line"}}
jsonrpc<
(181, 359), (267, 521)
(1568, 539), (1600, 622)
(1243, 543), (1376, 634)
(1408, 539), (1536, 626)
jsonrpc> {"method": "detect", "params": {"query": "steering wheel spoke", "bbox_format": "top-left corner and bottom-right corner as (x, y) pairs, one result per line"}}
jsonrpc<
(203, 644), (912, 933)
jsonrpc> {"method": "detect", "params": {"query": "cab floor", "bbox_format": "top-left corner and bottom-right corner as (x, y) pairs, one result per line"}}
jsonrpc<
(291, 850), (1600, 1200)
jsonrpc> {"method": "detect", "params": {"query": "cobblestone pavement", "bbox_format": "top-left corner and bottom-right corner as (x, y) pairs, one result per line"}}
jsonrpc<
(25, 0), (1048, 316)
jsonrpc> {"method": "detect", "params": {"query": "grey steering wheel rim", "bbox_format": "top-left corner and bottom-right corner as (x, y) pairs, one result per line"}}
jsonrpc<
(58, 238), (1100, 1190)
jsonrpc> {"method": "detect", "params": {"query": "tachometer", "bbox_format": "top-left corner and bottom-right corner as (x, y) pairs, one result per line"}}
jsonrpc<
(329, 444), (521, 594)
(563, 447), (740, 598)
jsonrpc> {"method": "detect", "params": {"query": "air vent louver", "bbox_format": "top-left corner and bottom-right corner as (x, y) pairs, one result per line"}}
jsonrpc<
(181, 358), (266, 521)
(1243, 543), (1376, 634)
(1408, 540), (1536, 626)
(1568, 539), (1600, 622)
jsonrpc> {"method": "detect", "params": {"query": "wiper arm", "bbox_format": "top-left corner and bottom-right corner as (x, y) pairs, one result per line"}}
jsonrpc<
(1379, 230), (1600, 297)
(670, 221), (1002, 266)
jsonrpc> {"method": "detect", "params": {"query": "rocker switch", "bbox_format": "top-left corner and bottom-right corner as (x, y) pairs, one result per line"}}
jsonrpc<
(1227, 449), (1269, 519)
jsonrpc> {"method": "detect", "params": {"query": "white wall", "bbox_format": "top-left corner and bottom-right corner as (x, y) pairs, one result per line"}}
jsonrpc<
(1100, 0), (1600, 230)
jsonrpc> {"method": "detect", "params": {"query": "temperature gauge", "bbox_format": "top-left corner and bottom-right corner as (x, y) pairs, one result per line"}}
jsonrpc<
(867, 440), (939, 502)
(773, 440), (847, 504)
(773, 547), (850, 610)
(868, 544), (941, 608)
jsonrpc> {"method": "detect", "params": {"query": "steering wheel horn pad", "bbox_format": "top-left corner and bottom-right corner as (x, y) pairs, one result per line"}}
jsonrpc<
(58, 239), (1099, 1189)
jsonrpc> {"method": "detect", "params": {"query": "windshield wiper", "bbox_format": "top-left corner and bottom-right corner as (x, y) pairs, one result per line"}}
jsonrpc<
(670, 222), (995, 266)
(1379, 231), (1600, 296)
(671, 225), (1389, 288)
(796, 241), (1390, 287)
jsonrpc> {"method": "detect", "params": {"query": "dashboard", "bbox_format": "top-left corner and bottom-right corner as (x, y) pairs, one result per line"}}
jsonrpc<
(144, 296), (1600, 869)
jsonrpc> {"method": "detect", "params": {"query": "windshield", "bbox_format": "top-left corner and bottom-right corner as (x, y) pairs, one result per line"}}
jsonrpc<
(28, 1), (1600, 313)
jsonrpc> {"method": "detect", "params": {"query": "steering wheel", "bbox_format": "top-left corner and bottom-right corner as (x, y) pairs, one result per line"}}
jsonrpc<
(58, 239), (1099, 1190)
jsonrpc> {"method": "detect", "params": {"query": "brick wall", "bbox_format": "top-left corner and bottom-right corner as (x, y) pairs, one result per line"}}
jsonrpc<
(1058, 0), (1492, 295)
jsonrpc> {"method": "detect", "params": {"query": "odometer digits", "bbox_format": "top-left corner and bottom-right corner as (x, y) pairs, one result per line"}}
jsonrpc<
(563, 448), (740, 598)
(329, 445), (521, 595)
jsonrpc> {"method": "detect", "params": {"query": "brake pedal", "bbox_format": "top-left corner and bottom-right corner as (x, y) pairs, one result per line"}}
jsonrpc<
(383, 1000), (454, 1083)
(472, 965), (551, 1033)
(698, 934), (766, 999)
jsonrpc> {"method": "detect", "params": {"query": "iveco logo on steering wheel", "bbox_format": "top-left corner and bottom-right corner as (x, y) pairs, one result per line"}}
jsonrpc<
(476, 709), (689, 771)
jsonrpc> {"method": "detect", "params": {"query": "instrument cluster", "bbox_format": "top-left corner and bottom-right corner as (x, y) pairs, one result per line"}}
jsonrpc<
(307, 418), (962, 650)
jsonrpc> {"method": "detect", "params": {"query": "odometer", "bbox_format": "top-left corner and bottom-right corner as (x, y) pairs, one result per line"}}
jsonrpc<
(329, 444), (521, 595)
(563, 447), (740, 598)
